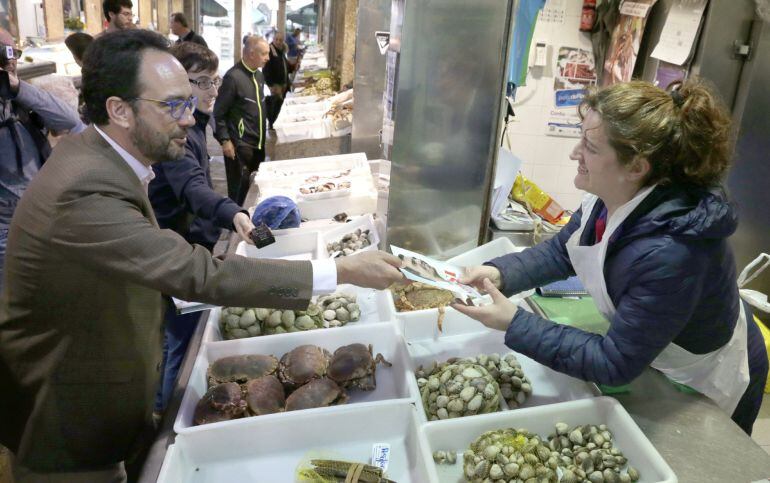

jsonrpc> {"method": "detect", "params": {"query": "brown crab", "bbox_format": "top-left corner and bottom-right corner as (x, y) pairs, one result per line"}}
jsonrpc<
(391, 282), (456, 332)
(243, 375), (285, 416)
(327, 343), (392, 391)
(193, 382), (247, 426)
(277, 344), (331, 391)
(284, 377), (348, 411)
(207, 354), (279, 387)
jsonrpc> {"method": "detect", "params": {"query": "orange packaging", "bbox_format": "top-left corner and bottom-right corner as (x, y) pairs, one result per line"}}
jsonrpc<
(511, 173), (565, 224)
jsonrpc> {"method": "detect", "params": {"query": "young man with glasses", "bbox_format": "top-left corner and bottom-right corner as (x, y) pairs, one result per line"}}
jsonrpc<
(148, 42), (255, 417)
(0, 30), (404, 481)
(102, 0), (134, 33)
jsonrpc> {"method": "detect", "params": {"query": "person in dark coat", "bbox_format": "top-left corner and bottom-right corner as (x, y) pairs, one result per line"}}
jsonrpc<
(455, 78), (768, 435)
(170, 12), (207, 47)
(148, 42), (255, 415)
(263, 31), (290, 129)
(213, 35), (269, 204)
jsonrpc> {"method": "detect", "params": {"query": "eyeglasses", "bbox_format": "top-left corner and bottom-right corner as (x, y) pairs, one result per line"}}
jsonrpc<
(189, 77), (222, 90)
(129, 96), (198, 120)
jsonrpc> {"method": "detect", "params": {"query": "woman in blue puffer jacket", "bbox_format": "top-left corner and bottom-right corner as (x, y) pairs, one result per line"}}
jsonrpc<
(455, 78), (768, 434)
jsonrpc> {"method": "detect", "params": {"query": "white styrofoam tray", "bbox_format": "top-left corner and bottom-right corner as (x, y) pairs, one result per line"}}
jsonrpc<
(420, 397), (677, 483)
(383, 238), (531, 341)
(406, 329), (599, 423)
(273, 110), (326, 126)
(322, 214), (381, 256)
(255, 152), (368, 180)
(296, 185), (352, 201)
(201, 283), (392, 343)
(159, 402), (433, 483)
(234, 231), (326, 261)
(283, 94), (320, 105)
(275, 118), (331, 143)
(174, 322), (417, 435)
(280, 99), (331, 115)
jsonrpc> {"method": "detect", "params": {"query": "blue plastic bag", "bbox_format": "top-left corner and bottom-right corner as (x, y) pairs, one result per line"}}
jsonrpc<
(251, 196), (301, 229)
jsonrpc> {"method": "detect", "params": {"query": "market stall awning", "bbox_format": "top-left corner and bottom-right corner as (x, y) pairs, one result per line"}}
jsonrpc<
(287, 3), (317, 27)
(202, 0), (228, 17)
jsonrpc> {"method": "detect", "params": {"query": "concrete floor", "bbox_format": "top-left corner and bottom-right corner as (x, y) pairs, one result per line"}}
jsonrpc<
(753, 395), (770, 455)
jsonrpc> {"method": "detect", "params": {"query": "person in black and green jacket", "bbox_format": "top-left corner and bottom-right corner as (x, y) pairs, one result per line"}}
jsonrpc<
(213, 35), (269, 205)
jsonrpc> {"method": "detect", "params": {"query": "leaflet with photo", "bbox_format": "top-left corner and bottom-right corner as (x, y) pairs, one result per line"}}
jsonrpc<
(390, 245), (484, 305)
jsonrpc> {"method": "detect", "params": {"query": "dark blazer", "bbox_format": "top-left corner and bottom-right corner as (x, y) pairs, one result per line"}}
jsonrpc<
(263, 42), (290, 87)
(0, 126), (312, 471)
(149, 110), (244, 249)
(176, 29), (208, 47)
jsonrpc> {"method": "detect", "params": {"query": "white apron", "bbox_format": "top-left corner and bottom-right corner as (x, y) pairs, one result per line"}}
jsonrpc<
(566, 186), (750, 415)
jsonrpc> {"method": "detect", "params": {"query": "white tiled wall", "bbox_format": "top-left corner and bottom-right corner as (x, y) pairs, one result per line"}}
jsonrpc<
(503, 0), (592, 212)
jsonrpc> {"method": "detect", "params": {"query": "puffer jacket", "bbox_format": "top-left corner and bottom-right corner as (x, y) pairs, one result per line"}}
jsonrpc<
(488, 184), (762, 386)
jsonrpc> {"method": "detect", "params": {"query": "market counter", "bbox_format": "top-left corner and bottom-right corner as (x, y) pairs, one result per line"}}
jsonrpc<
(139, 335), (770, 482)
(614, 369), (770, 481)
(137, 188), (770, 481)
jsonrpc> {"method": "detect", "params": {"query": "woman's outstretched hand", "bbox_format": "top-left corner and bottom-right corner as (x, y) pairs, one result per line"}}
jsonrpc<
(459, 265), (502, 291)
(452, 278), (519, 332)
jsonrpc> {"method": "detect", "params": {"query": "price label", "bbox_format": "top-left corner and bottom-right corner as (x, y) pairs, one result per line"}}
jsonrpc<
(370, 443), (391, 472)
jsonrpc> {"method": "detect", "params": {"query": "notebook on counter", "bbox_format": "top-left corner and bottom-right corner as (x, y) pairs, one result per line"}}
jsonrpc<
(536, 276), (588, 297)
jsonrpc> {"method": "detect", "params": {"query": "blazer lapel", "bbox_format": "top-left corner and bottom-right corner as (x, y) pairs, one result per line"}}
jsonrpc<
(82, 126), (160, 228)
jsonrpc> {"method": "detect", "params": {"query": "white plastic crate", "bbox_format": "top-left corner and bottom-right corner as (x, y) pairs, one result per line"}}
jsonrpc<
(420, 397), (677, 483)
(201, 284), (391, 343)
(254, 186), (378, 222)
(405, 329), (599, 424)
(174, 322), (417, 435)
(234, 232), (326, 261)
(159, 402), (433, 483)
(382, 239), (530, 341)
(321, 214), (381, 257)
(244, 213), (375, 239)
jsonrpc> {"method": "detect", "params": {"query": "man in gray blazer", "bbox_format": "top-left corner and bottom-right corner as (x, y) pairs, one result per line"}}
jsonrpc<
(0, 30), (403, 482)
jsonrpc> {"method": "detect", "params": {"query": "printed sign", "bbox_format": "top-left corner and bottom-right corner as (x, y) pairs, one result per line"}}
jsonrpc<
(555, 89), (586, 108)
(375, 31), (390, 55)
(391, 245), (483, 304)
(620, 1), (654, 17)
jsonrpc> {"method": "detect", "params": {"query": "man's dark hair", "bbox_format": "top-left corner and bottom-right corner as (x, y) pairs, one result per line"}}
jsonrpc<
(170, 41), (218, 73)
(64, 32), (93, 63)
(170, 12), (189, 28)
(103, 0), (133, 21)
(82, 29), (170, 125)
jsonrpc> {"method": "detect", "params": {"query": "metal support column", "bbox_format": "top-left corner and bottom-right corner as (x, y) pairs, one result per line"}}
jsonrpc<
(278, 0), (287, 36)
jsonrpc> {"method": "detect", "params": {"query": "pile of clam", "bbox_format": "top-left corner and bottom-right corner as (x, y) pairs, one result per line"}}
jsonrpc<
(453, 353), (532, 409)
(545, 423), (640, 483)
(416, 353), (532, 419)
(327, 228), (374, 258)
(220, 293), (360, 339)
(193, 343), (391, 426)
(417, 360), (501, 420)
(462, 428), (559, 482)
(316, 293), (362, 327)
